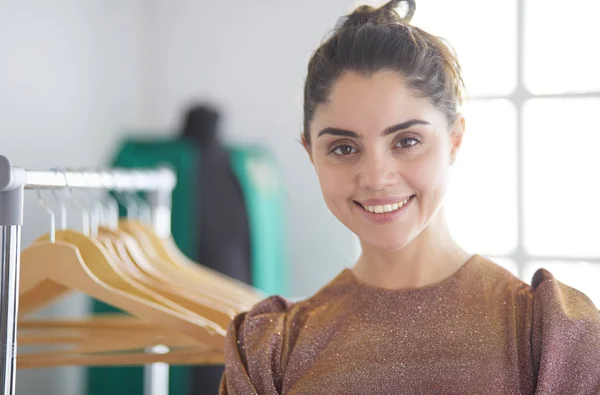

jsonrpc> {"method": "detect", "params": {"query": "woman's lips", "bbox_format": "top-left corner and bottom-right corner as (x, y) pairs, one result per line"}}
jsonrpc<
(356, 195), (415, 207)
(354, 195), (415, 224)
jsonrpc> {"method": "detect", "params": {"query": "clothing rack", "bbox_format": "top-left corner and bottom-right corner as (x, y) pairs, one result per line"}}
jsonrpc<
(0, 155), (176, 395)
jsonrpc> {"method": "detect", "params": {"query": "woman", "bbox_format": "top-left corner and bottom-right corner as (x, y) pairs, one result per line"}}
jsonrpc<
(220, 1), (600, 393)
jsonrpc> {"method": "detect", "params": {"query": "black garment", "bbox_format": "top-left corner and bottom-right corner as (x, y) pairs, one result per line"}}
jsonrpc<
(195, 145), (251, 284)
(181, 105), (252, 395)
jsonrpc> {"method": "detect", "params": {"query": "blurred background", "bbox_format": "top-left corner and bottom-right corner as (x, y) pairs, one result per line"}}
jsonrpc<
(2, 0), (599, 394)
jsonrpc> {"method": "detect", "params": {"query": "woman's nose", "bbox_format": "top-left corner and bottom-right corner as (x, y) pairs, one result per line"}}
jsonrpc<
(357, 153), (398, 191)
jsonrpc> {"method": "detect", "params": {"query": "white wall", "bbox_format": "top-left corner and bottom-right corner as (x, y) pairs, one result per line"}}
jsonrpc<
(143, 0), (362, 298)
(0, 1), (149, 394)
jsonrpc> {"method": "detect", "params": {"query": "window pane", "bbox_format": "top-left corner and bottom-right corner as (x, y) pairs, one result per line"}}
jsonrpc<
(411, 0), (516, 96)
(523, 261), (600, 308)
(446, 100), (517, 255)
(524, 0), (600, 94)
(523, 99), (600, 257)
(486, 256), (519, 277)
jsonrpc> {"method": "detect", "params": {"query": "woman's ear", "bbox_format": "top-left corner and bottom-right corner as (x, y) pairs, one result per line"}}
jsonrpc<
(301, 133), (314, 164)
(449, 114), (465, 166)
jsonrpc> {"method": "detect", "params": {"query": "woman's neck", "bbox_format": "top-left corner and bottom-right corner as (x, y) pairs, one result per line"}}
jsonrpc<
(352, 206), (472, 291)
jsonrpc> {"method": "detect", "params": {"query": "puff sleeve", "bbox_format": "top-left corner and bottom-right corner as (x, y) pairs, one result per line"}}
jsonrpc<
(531, 268), (600, 394)
(219, 295), (292, 395)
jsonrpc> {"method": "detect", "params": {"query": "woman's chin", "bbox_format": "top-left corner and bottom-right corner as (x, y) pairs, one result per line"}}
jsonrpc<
(361, 234), (410, 252)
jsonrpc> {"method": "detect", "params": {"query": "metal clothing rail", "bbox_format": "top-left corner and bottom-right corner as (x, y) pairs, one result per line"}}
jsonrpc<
(0, 155), (176, 395)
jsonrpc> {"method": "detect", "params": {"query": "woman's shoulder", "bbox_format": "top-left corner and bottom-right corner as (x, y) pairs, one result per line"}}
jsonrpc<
(242, 294), (293, 319)
(525, 265), (600, 338)
(463, 256), (600, 391)
(527, 267), (600, 391)
(478, 256), (600, 392)
(220, 272), (351, 394)
(477, 255), (599, 318)
(221, 294), (291, 394)
(528, 266), (598, 311)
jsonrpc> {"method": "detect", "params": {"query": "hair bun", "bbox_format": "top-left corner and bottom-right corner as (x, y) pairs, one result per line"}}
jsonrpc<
(384, 0), (416, 23)
(340, 0), (416, 29)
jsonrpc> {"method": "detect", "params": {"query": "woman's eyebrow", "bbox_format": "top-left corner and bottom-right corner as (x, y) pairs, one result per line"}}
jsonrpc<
(317, 119), (430, 139)
(382, 119), (430, 136)
(317, 128), (360, 138)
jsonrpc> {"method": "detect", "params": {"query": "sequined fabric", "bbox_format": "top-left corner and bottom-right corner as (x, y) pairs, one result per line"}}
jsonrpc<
(219, 255), (600, 394)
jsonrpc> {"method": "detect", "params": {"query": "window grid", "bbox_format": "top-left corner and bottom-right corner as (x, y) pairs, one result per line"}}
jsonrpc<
(471, 0), (600, 280)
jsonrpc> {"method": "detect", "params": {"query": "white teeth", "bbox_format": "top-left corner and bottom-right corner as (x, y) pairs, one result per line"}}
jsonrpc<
(363, 196), (412, 214)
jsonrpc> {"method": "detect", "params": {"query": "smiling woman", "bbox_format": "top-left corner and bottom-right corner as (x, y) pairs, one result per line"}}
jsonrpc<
(306, 70), (462, 254)
(219, 0), (600, 394)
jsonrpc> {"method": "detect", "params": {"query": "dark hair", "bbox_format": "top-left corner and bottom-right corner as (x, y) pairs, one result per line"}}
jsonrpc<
(303, 0), (466, 146)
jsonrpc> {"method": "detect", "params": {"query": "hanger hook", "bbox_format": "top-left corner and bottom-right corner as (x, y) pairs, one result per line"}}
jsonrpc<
(128, 171), (151, 224)
(92, 169), (109, 229)
(96, 189), (110, 230)
(113, 179), (139, 221)
(36, 189), (56, 243)
(104, 193), (119, 230)
(91, 168), (114, 233)
(104, 172), (119, 230)
(59, 168), (91, 236)
(78, 169), (99, 237)
(49, 167), (68, 230)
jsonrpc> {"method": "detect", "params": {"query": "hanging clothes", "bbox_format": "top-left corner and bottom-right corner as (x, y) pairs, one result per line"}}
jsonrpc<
(182, 105), (252, 285)
(181, 105), (253, 395)
(88, 105), (289, 395)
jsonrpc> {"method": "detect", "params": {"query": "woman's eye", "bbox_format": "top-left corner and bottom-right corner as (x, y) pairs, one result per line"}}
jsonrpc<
(331, 145), (357, 156)
(396, 137), (420, 148)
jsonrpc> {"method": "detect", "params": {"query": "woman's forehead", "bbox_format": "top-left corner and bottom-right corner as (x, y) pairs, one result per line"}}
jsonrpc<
(313, 72), (442, 132)
(323, 72), (430, 112)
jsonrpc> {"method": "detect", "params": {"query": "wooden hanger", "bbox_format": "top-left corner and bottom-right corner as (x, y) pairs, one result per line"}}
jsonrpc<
(18, 234), (225, 348)
(19, 315), (182, 348)
(19, 323), (199, 351)
(19, 314), (151, 329)
(20, 230), (225, 331)
(112, 223), (251, 314)
(120, 220), (263, 305)
(20, 223), (239, 326)
(18, 315), (223, 368)
(18, 347), (224, 369)
(97, 226), (237, 328)
(118, 220), (241, 298)
(122, 219), (260, 296)
(19, 219), (261, 316)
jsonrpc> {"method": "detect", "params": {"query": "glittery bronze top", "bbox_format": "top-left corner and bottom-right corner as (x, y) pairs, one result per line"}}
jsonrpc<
(219, 255), (600, 394)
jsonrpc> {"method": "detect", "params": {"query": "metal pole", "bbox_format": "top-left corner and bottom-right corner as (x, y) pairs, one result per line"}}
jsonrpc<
(23, 169), (175, 192)
(0, 160), (25, 395)
(0, 156), (23, 395)
(144, 346), (169, 395)
(0, 226), (21, 395)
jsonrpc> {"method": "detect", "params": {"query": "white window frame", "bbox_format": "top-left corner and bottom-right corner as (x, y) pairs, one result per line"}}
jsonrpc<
(475, 0), (600, 279)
